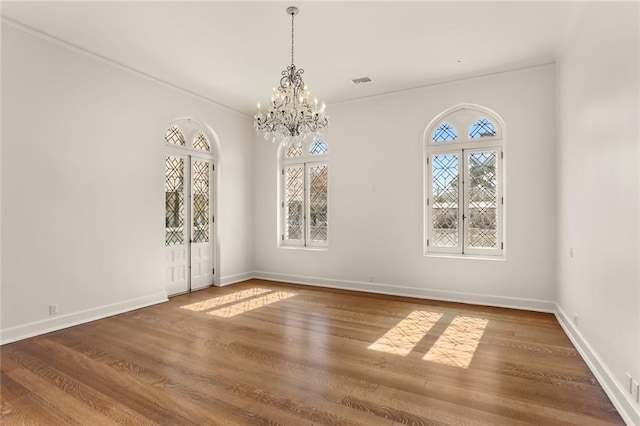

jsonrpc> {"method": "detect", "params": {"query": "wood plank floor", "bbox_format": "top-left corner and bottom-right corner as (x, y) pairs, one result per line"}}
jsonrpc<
(1, 280), (623, 425)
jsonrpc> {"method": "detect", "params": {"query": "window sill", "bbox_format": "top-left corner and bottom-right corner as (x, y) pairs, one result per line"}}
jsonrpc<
(424, 253), (505, 261)
(279, 245), (328, 252)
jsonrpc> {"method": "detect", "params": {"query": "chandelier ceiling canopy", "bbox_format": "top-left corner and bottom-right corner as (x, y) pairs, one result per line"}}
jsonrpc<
(254, 6), (328, 147)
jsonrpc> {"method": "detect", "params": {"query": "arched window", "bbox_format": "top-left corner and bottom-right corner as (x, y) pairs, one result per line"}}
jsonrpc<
(280, 138), (329, 248)
(424, 105), (504, 257)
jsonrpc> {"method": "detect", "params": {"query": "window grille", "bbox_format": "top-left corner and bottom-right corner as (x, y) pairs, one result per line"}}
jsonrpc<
(469, 118), (497, 139)
(308, 163), (328, 242)
(285, 166), (304, 241)
(281, 138), (329, 247)
(165, 156), (185, 245)
(193, 133), (210, 151)
(286, 144), (303, 158)
(192, 160), (210, 243)
(425, 106), (504, 256)
(165, 126), (186, 146)
(433, 122), (458, 143)
(467, 151), (498, 249)
(431, 153), (460, 248)
(310, 139), (328, 155)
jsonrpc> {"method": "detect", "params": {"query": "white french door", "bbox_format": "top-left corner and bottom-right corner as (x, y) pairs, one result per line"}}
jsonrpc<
(165, 152), (215, 295)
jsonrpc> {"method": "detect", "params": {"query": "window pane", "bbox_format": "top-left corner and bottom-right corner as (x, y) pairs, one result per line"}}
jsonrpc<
(308, 164), (328, 242)
(165, 156), (185, 245)
(286, 144), (303, 158)
(432, 154), (459, 247)
(469, 118), (496, 139)
(310, 139), (328, 155)
(192, 160), (210, 243)
(285, 166), (304, 240)
(433, 122), (458, 143)
(165, 126), (186, 146)
(467, 151), (497, 248)
(193, 133), (210, 151)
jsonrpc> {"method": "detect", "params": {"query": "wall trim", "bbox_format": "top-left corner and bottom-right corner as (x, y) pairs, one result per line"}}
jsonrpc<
(331, 62), (556, 108)
(252, 271), (555, 313)
(555, 304), (640, 426)
(1, 17), (247, 118)
(0, 291), (168, 346)
(218, 271), (255, 287)
(4, 274), (634, 425)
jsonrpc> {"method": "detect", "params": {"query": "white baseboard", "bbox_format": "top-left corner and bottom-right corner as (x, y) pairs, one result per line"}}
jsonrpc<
(4, 271), (634, 424)
(555, 304), (640, 426)
(252, 271), (555, 313)
(217, 271), (254, 287)
(0, 291), (168, 345)
(4, 273), (634, 424)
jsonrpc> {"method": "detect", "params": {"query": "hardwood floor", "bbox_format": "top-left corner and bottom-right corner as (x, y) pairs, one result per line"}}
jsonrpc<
(1, 280), (623, 425)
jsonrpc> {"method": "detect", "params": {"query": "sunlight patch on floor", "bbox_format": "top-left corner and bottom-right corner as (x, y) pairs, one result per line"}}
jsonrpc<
(368, 310), (443, 356)
(207, 291), (297, 318)
(179, 288), (271, 312)
(423, 315), (488, 368)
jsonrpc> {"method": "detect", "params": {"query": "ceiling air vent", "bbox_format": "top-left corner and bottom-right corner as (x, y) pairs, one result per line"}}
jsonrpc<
(351, 76), (372, 85)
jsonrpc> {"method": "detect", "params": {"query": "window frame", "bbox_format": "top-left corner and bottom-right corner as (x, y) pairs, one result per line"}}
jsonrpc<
(279, 139), (329, 249)
(282, 163), (305, 247)
(424, 105), (505, 258)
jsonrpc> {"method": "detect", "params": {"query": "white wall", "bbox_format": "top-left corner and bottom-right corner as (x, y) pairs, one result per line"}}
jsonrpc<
(0, 22), (254, 342)
(253, 65), (557, 311)
(556, 3), (640, 424)
(3, 7), (637, 421)
(1, 5), (638, 422)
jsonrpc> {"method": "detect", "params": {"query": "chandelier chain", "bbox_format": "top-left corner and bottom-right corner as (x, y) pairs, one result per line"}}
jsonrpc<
(290, 9), (295, 66)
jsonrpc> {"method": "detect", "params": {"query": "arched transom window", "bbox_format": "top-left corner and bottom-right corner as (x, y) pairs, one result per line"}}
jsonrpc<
(165, 125), (211, 152)
(280, 138), (329, 248)
(424, 105), (505, 257)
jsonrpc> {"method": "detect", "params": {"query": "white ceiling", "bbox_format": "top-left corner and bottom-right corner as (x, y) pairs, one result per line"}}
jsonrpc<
(1, 1), (581, 115)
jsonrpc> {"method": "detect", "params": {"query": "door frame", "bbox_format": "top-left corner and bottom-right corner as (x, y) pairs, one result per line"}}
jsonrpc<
(164, 118), (219, 295)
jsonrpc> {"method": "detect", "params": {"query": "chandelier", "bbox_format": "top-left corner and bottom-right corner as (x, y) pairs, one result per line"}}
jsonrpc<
(254, 6), (328, 147)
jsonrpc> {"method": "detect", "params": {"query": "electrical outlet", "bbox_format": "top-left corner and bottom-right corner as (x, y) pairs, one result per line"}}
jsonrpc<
(627, 373), (633, 393)
(633, 379), (639, 403)
(49, 304), (59, 315)
(572, 313), (579, 327)
(368, 275), (374, 283)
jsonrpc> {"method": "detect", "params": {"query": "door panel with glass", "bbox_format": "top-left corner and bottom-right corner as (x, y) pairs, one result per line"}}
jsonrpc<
(165, 154), (214, 295)
(190, 157), (213, 290)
